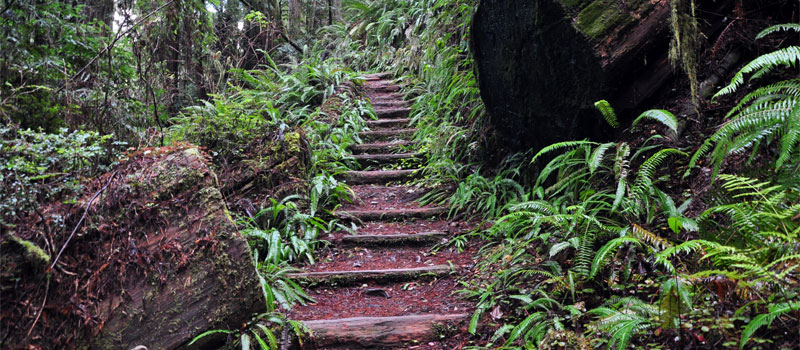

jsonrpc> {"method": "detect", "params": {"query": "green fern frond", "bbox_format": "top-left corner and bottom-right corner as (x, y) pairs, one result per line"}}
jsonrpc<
(740, 301), (800, 349)
(776, 102), (800, 168)
(589, 297), (656, 350)
(632, 148), (687, 196)
(589, 236), (643, 279)
(756, 23), (800, 40)
(595, 100), (620, 128)
(725, 79), (800, 118)
(654, 240), (720, 273)
(632, 109), (679, 135)
(531, 140), (596, 165)
(588, 142), (616, 174)
(632, 224), (673, 251)
(659, 278), (693, 330)
(714, 46), (800, 98)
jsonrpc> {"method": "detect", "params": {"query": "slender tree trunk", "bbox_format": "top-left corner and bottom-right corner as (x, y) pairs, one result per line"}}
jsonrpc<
(288, 0), (302, 37)
(331, 0), (341, 22)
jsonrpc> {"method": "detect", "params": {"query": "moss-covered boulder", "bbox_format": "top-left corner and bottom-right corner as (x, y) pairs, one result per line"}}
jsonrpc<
(472, 0), (672, 151)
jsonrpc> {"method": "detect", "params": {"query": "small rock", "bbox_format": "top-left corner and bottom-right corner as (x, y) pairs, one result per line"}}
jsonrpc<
(363, 288), (391, 298)
(449, 222), (457, 227)
(353, 261), (362, 267)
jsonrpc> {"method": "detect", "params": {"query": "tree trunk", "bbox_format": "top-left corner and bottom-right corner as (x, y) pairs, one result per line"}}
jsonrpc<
(472, 0), (674, 152)
(288, 0), (302, 37)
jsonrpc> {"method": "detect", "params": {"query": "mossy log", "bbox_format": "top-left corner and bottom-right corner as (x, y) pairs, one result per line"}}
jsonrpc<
(472, 0), (673, 151)
(85, 147), (266, 350)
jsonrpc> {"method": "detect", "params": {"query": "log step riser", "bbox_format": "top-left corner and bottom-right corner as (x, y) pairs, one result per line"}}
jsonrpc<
(301, 314), (468, 348)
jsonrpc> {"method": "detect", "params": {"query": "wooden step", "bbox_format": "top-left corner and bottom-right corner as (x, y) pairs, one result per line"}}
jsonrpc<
(372, 100), (409, 108)
(365, 85), (401, 93)
(336, 232), (447, 246)
(337, 207), (446, 221)
(339, 169), (420, 184)
(369, 93), (405, 102)
(349, 141), (414, 154)
(366, 118), (411, 128)
(358, 129), (416, 142)
(353, 152), (422, 166)
(288, 265), (452, 285)
(362, 72), (393, 81)
(374, 107), (411, 119)
(301, 314), (468, 348)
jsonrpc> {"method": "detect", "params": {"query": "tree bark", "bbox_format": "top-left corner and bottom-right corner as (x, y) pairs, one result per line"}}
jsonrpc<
(472, 0), (674, 152)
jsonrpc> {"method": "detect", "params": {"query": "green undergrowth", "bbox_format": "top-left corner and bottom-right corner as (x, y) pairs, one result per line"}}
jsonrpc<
(441, 23), (800, 350)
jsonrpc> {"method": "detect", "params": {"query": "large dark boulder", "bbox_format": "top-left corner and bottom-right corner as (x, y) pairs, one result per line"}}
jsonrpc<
(472, 0), (673, 151)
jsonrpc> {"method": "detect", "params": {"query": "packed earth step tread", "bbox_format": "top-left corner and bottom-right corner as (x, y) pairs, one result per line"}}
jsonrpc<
(365, 118), (412, 127)
(371, 100), (409, 108)
(301, 314), (468, 348)
(335, 232), (448, 245)
(373, 107), (412, 119)
(339, 169), (420, 184)
(362, 72), (393, 80)
(358, 128), (417, 142)
(349, 141), (415, 154)
(364, 85), (402, 93)
(287, 265), (452, 284)
(369, 93), (406, 101)
(353, 153), (423, 166)
(337, 207), (446, 221)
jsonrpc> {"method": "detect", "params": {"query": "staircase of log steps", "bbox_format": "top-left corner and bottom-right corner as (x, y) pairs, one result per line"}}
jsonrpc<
(286, 73), (475, 349)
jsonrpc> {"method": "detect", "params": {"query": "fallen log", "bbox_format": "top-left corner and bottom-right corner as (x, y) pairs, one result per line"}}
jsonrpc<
(2, 146), (265, 350)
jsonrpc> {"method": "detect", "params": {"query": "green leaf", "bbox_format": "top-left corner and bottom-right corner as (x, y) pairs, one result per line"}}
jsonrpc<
(504, 311), (543, 345)
(468, 307), (484, 334)
(595, 100), (620, 128)
(632, 109), (679, 135)
(188, 329), (232, 346)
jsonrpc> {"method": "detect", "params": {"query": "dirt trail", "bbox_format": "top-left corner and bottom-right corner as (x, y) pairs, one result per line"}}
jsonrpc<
(286, 73), (477, 349)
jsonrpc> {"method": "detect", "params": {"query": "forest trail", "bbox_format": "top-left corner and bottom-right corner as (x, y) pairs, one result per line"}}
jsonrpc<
(286, 73), (475, 349)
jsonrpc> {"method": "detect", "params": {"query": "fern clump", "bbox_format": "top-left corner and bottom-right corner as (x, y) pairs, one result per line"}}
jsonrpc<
(691, 24), (800, 179)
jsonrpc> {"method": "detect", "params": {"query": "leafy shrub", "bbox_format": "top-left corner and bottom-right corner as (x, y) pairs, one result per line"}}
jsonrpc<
(0, 127), (121, 227)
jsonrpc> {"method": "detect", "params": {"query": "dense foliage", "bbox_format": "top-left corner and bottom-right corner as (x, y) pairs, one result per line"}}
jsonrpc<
(4, 0), (800, 349)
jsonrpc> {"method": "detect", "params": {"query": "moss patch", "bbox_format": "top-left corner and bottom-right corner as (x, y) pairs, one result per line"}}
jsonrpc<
(7, 233), (50, 268)
(576, 0), (632, 40)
